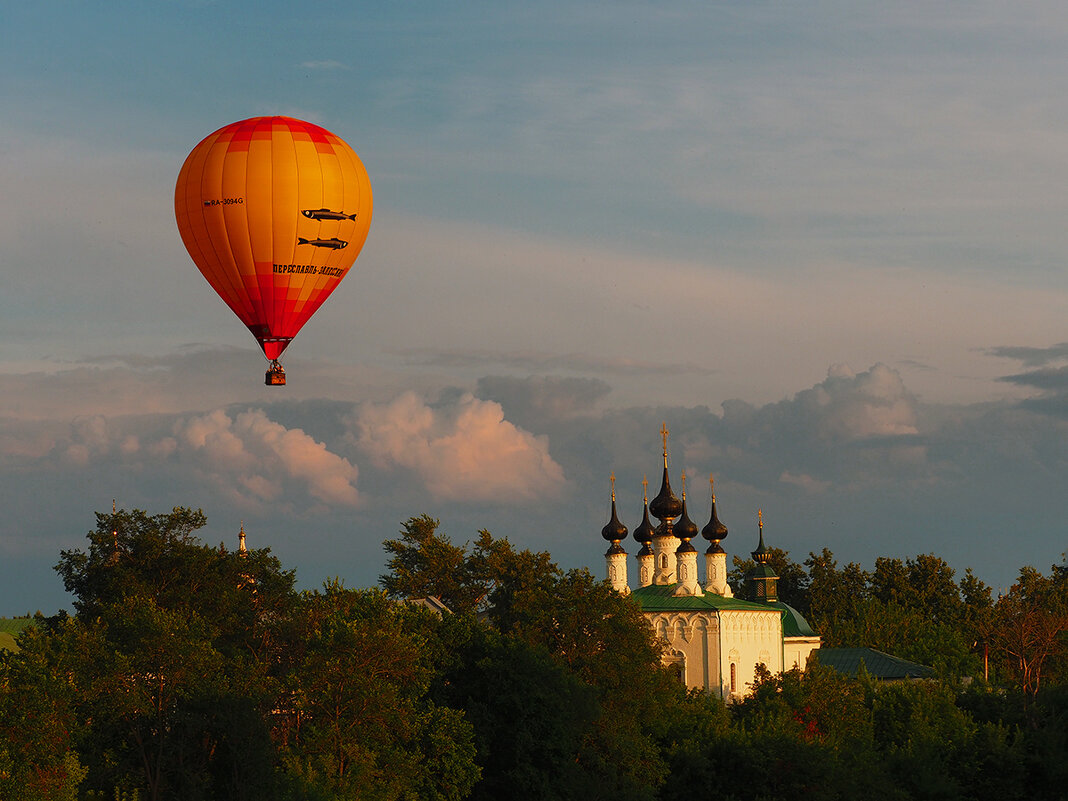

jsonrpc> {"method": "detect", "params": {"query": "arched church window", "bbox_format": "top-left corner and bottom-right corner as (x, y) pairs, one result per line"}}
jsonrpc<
(659, 554), (668, 570)
(609, 565), (616, 581)
(641, 566), (649, 584)
(730, 663), (737, 694)
(680, 563), (687, 581)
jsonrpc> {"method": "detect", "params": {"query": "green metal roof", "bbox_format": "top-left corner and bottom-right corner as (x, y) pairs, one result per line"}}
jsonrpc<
(769, 601), (817, 637)
(748, 564), (778, 578)
(814, 647), (935, 680)
(630, 586), (819, 641)
(630, 583), (776, 613)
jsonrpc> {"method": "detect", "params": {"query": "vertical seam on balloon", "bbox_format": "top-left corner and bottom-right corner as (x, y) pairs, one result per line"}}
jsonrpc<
(307, 135), (336, 315)
(198, 129), (250, 326)
(252, 117), (273, 345)
(314, 136), (357, 317)
(265, 117), (279, 345)
(178, 138), (220, 299)
(277, 119), (299, 344)
(312, 126), (331, 318)
(213, 124), (255, 323)
(287, 123), (317, 334)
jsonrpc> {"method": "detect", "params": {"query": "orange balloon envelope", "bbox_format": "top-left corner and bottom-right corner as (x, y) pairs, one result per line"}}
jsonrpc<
(175, 116), (372, 382)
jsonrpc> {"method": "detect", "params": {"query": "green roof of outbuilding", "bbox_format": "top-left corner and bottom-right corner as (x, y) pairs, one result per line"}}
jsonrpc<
(814, 647), (935, 680)
(768, 601), (816, 637)
(631, 584), (777, 613)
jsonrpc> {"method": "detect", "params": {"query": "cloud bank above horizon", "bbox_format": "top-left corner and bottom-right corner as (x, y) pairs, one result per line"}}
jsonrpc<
(1, 345), (1064, 614)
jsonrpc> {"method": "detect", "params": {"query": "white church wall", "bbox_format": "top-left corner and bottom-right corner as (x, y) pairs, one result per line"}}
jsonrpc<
(784, 636), (822, 671)
(648, 612), (720, 692)
(718, 609), (783, 699)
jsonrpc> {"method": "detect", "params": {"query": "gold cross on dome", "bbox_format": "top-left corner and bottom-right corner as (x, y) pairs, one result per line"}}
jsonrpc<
(609, 472), (616, 500)
(642, 474), (649, 502)
(660, 422), (669, 454)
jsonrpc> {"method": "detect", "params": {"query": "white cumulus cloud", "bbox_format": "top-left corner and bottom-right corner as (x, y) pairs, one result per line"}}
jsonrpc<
(175, 409), (360, 506)
(352, 392), (565, 502)
(801, 363), (920, 442)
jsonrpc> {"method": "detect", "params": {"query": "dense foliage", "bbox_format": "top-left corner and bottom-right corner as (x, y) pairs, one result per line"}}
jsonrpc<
(1, 507), (1067, 799)
(730, 546), (1068, 689)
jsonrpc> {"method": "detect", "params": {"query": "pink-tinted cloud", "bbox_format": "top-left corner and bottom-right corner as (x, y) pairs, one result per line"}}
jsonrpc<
(38, 405), (362, 509)
(804, 363), (920, 441)
(352, 392), (565, 502)
(175, 409), (360, 506)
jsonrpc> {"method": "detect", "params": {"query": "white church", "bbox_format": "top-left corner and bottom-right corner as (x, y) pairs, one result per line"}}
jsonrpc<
(601, 425), (820, 699)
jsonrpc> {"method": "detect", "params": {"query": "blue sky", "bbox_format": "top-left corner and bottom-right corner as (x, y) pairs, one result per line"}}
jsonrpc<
(1, 2), (1066, 614)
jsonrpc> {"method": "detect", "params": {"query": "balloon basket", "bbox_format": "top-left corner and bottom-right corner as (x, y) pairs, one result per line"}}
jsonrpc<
(265, 361), (286, 386)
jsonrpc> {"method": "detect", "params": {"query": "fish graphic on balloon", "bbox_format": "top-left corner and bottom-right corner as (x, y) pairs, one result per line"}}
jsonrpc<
(301, 208), (358, 222)
(174, 116), (373, 385)
(297, 237), (348, 250)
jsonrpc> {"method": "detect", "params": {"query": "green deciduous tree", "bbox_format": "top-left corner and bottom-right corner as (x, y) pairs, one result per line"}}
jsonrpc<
(870, 554), (965, 627)
(0, 624), (86, 801)
(804, 548), (870, 636)
(380, 515), (482, 613)
(51, 507), (297, 801)
(434, 625), (598, 801)
(279, 584), (479, 801)
(381, 521), (690, 800)
(985, 566), (1068, 695)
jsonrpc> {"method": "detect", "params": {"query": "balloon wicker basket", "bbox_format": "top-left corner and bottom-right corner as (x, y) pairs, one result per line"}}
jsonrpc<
(265, 361), (286, 386)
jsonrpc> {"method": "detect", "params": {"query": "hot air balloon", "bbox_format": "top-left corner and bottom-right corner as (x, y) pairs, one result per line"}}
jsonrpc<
(174, 116), (372, 385)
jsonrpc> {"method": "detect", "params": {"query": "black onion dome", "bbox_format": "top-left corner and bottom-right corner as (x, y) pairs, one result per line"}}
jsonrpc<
(633, 502), (656, 545)
(701, 498), (728, 543)
(674, 496), (699, 541)
(649, 465), (682, 522)
(601, 497), (628, 542)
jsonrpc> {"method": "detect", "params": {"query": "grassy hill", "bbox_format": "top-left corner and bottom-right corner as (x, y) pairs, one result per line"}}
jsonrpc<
(0, 617), (36, 653)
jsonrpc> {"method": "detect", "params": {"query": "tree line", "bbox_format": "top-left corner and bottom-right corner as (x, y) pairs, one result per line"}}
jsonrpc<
(0, 507), (1066, 800)
(729, 546), (1068, 691)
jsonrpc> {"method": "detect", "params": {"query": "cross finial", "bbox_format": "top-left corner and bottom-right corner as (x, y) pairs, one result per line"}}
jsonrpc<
(660, 422), (669, 455)
(609, 472), (616, 501)
(709, 474), (716, 502)
(642, 474), (649, 502)
(681, 469), (687, 499)
(758, 508), (763, 532)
